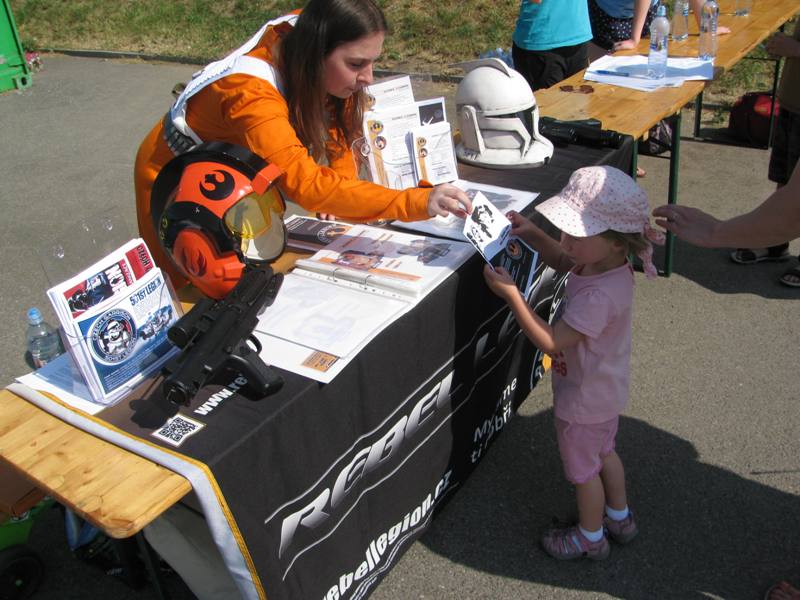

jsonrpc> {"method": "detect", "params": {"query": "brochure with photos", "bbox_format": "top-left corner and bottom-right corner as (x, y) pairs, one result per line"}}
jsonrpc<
(361, 76), (452, 190)
(25, 239), (182, 408)
(254, 220), (474, 383)
(284, 215), (354, 253)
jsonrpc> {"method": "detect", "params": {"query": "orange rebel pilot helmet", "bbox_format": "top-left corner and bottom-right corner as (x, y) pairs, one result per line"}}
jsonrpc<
(151, 142), (286, 299)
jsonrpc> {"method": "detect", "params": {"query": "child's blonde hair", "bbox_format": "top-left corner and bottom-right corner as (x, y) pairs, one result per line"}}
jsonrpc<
(600, 230), (651, 258)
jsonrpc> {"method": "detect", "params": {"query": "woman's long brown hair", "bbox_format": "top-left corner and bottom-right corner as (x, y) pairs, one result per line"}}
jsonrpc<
(278, 0), (387, 162)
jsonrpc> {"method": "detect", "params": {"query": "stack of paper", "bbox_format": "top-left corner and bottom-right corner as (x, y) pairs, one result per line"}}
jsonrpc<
(583, 55), (714, 92)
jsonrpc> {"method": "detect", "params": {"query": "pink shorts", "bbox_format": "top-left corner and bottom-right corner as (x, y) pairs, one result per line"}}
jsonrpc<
(555, 416), (619, 484)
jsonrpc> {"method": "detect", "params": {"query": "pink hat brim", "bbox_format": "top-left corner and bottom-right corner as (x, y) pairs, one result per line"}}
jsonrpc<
(534, 195), (609, 238)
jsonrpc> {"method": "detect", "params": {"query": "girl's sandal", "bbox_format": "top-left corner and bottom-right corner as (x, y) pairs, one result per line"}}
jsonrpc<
(779, 265), (800, 288)
(764, 580), (800, 600)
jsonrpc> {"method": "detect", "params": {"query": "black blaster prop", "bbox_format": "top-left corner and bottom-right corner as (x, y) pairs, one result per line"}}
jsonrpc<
(161, 265), (284, 406)
(539, 117), (626, 149)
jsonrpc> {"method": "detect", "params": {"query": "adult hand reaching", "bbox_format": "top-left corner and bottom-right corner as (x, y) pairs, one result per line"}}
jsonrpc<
(652, 205), (722, 247)
(427, 183), (472, 218)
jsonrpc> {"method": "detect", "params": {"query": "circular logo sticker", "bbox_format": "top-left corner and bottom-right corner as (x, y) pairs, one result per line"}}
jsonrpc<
(90, 309), (136, 364)
(317, 224), (350, 245)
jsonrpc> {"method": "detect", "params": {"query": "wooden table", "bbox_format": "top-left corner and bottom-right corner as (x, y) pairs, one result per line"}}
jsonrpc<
(686, 0), (800, 140)
(0, 251), (302, 540)
(534, 0), (799, 275)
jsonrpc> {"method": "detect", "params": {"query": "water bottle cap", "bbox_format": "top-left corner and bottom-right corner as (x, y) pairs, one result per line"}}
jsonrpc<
(657, 4), (667, 16)
(27, 307), (43, 324)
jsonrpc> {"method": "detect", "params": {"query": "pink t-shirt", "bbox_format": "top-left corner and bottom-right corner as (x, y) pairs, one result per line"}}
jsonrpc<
(550, 262), (634, 424)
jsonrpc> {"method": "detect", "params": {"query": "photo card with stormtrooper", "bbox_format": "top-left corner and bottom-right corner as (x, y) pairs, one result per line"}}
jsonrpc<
(462, 192), (510, 263)
(463, 193), (539, 295)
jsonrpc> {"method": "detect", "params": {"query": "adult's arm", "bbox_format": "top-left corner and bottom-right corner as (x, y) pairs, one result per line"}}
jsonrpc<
(653, 163), (800, 247)
(765, 29), (800, 59)
(612, 0), (653, 51)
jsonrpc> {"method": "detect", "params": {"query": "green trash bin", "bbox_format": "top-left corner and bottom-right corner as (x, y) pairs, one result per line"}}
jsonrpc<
(0, 0), (31, 93)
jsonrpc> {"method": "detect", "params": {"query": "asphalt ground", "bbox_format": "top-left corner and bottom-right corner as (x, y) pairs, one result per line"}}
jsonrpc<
(1, 55), (798, 600)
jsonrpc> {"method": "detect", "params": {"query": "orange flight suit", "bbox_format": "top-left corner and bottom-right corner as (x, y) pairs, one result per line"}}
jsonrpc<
(134, 17), (431, 285)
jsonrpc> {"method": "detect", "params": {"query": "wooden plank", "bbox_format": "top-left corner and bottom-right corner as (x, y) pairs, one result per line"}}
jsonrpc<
(0, 389), (191, 538)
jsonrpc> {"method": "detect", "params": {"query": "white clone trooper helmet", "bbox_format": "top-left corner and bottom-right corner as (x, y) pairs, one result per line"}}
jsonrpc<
(455, 58), (554, 168)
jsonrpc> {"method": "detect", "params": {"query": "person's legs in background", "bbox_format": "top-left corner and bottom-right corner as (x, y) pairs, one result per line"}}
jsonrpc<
(512, 42), (589, 93)
(731, 108), (800, 286)
(587, 0), (655, 177)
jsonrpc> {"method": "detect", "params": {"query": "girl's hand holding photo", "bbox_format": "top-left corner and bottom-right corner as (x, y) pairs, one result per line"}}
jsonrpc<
(482, 265), (519, 301)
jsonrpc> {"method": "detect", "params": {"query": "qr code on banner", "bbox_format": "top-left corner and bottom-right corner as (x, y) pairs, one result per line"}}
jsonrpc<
(152, 414), (205, 447)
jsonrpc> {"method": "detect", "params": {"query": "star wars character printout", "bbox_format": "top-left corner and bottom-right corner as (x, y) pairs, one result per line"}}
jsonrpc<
(463, 193), (539, 295)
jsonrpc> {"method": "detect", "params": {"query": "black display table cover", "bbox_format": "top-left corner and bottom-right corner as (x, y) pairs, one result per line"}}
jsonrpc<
(12, 138), (632, 600)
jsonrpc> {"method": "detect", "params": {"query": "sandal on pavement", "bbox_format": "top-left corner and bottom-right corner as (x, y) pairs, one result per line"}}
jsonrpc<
(541, 525), (610, 561)
(603, 511), (638, 544)
(730, 247), (791, 265)
(764, 580), (800, 600)
(779, 265), (800, 288)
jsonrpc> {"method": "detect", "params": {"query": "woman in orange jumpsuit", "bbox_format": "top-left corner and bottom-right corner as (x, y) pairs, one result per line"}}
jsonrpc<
(135, 0), (471, 284)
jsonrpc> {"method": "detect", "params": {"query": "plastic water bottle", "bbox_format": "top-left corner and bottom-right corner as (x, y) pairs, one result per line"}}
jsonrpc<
(671, 0), (689, 41)
(647, 4), (670, 79)
(26, 307), (63, 368)
(479, 47), (514, 68)
(699, 0), (719, 60)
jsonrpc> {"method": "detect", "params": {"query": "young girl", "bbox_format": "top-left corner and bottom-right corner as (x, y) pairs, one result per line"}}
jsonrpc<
(483, 165), (664, 560)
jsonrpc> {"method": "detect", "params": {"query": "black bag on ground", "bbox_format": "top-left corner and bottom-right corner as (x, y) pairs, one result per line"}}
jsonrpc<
(638, 119), (672, 156)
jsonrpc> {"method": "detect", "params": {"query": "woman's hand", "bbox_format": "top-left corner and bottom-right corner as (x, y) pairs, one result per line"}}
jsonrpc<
(652, 204), (721, 247)
(612, 39), (638, 52)
(427, 184), (472, 218)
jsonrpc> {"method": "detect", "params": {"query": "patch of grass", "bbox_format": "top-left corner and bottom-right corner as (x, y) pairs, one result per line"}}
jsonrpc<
(10, 0), (516, 69)
(8, 0), (792, 94)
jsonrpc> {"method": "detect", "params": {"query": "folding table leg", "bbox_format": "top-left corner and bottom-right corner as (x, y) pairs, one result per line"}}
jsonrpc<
(693, 91), (703, 139)
(136, 531), (171, 600)
(663, 110), (682, 277)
